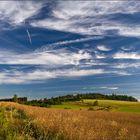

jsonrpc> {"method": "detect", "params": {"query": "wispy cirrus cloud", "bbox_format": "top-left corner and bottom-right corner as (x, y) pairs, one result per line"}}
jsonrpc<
(0, 0), (140, 86)
(52, 1), (140, 18)
(112, 62), (140, 69)
(0, 49), (92, 66)
(0, 68), (106, 84)
(0, 1), (43, 27)
(31, 1), (140, 37)
(0, 46), (136, 84)
(0, 65), (135, 84)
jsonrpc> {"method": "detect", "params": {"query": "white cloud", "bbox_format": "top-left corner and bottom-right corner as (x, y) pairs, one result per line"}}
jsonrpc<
(118, 26), (140, 37)
(100, 86), (119, 90)
(113, 52), (140, 59)
(95, 54), (106, 59)
(97, 45), (111, 51)
(64, 69), (105, 77)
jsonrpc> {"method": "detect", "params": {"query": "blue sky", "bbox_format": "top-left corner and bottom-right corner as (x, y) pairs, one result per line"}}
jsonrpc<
(0, 0), (140, 100)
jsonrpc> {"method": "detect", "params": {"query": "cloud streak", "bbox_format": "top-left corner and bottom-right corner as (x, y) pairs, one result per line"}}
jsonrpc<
(0, 68), (105, 84)
(37, 36), (103, 52)
(100, 86), (119, 90)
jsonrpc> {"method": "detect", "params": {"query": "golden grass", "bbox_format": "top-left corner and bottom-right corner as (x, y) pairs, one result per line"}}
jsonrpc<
(0, 102), (140, 140)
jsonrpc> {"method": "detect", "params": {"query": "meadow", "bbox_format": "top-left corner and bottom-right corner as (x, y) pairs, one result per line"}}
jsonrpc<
(0, 101), (140, 140)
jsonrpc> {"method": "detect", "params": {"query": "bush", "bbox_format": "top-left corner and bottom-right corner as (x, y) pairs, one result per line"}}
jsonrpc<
(88, 107), (94, 111)
(93, 100), (98, 106)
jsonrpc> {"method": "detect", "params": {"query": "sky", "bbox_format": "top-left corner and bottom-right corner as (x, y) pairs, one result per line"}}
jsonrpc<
(0, 0), (140, 100)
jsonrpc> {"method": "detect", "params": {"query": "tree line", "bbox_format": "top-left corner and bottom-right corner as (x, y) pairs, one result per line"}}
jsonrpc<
(0, 94), (27, 103)
(24, 93), (138, 107)
(0, 93), (137, 107)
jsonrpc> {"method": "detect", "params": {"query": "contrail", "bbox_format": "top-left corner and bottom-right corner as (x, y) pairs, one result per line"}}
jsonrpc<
(16, 0), (32, 46)
(26, 29), (32, 45)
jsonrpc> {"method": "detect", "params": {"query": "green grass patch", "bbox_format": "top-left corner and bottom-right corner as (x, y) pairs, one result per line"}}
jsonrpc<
(51, 103), (86, 110)
(50, 100), (140, 113)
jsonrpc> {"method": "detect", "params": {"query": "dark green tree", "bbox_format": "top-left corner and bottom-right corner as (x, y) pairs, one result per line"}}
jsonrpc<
(13, 94), (18, 102)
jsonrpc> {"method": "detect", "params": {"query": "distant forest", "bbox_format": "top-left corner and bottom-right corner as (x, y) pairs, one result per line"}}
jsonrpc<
(0, 93), (137, 107)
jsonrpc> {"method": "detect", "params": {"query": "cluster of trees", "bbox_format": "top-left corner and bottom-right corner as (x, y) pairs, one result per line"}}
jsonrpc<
(25, 97), (61, 107)
(70, 93), (138, 102)
(24, 93), (138, 107)
(0, 94), (27, 103)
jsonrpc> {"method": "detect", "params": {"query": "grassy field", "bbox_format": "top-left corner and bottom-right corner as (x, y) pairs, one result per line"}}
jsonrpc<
(0, 102), (140, 140)
(51, 99), (140, 113)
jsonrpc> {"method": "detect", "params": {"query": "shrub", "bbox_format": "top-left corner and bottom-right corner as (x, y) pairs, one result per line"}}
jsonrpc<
(93, 100), (98, 106)
(88, 107), (94, 111)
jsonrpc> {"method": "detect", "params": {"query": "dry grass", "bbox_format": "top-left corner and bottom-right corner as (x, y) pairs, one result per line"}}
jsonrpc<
(0, 102), (140, 140)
